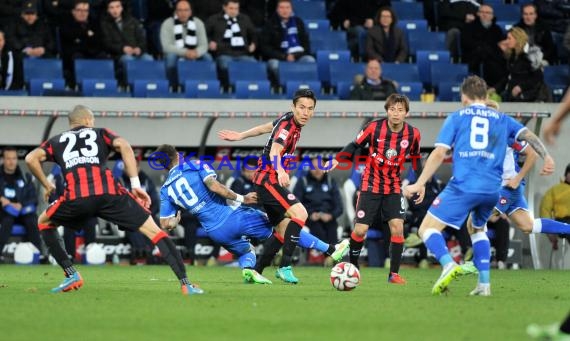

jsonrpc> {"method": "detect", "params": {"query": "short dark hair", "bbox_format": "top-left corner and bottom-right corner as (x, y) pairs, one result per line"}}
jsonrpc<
(460, 75), (487, 100)
(154, 144), (178, 170)
(293, 88), (317, 106)
(2, 146), (17, 156)
(384, 93), (410, 112)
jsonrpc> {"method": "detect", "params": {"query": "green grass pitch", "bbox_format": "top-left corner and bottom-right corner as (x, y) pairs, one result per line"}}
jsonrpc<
(1, 265), (567, 341)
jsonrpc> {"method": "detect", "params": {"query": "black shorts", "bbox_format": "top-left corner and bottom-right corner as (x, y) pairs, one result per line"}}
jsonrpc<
(255, 182), (300, 226)
(46, 193), (150, 232)
(354, 192), (405, 226)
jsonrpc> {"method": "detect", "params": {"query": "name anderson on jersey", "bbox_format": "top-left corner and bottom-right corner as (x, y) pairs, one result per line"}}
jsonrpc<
(65, 156), (100, 169)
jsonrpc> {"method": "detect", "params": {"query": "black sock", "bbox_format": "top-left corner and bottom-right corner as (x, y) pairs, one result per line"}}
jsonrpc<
(255, 234), (283, 274)
(279, 220), (303, 267)
(325, 244), (335, 256)
(389, 240), (404, 274)
(349, 234), (364, 268)
(561, 313), (570, 334)
(156, 237), (188, 283)
(41, 228), (75, 275)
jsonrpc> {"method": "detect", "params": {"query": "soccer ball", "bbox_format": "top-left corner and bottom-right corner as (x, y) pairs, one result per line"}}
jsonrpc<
(330, 262), (360, 291)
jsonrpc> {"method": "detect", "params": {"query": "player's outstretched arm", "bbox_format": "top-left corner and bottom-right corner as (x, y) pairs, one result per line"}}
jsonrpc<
(405, 146), (447, 203)
(112, 137), (151, 207)
(543, 89), (570, 145)
(25, 148), (55, 202)
(507, 144), (538, 189)
(517, 129), (555, 175)
(218, 122), (273, 141)
(160, 211), (181, 231)
(203, 176), (256, 204)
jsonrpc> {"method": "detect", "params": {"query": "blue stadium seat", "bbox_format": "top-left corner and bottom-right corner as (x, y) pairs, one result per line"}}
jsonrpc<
(132, 79), (170, 98)
(437, 81), (462, 101)
(398, 82), (423, 101)
(336, 81), (354, 100)
(430, 63), (469, 87)
(227, 61), (268, 87)
(125, 60), (168, 86)
(492, 4), (520, 23)
(23, 58), (63, 84)
(184, 80), (225, 98)
(177, 60), (218, 82)
(392, 2), (424, 20)
(305, 19), (330, 34)
(316, 50), (351, 84)
(277, 62), (318, 89)
(81, 79), (119, 97)
(310, 30), (348, 54)
(397, 19), (429, 33)
(553, 32), (569, 64)
(131, 0), (148, 21)
(329, 62), (365, 91)
(293, 1), (327, 20)
(382, 63), (420, 83)
(496, 20), (514, 33)
(416, 50), (451, 84)
(29, 78), (66, 96)
(407, 31), (446, 57)
(234, 80), (272, 99)
(285, 80), (322, 98)
(544, 65), (570, 101)
(74, 59), (115, 85)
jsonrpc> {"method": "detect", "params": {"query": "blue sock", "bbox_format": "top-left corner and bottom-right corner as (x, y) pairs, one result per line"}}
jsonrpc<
(238, 250), (257, 269)
(535, 218), (570, 234)
(471, 231), (491, 284)
(422, 229), (453, 266)
(299, 230), (329, 253)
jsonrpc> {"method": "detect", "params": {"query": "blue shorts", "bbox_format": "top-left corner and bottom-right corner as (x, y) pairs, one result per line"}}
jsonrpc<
(207, 206), (273, 257)
(495, 184), (528, 216)
(428, 182), (499, 230)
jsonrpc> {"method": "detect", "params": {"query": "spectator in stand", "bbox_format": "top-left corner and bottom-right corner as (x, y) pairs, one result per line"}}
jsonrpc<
(540, 163), (570, 249)
(492, 27), (551, 103)
(460, 4), (505, 87)
(259, 0), (315, 87)
(365, 6), (407, 63)
(329, 0), (389, 60)
(350, 59), (397, 101)
(293, 157), (343, 264)
(60, 0), (107, 87)
(192, 0), (224, 23)
(437, 0), (480, 61)
(230, 157), (263, 210)
(100, 0), (152, 69)
(0, 0), (21, 31)
(206, 0), (257, 88)
(0, 147), (44, 263)
(0, 30), (24, 91)
(514, 3), (556, 66)
(160, 0), (212, 87)
(145, 0), (174, 58)
(7, 0), (55, 59)
(534, 0), (570, 34)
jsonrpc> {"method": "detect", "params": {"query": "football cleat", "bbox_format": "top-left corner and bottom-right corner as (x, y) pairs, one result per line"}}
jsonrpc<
(275, 266), (299, 284)
(330, 239), (350, 262)
(181, 283), (205, 295)
(242, 269), (272, 284)
(388, 272), (407, 285)
(51, 272), (83, 293)
(469, 284), (491, 296)
(460, 261), (478, 275)
(432, 263), (462, 295)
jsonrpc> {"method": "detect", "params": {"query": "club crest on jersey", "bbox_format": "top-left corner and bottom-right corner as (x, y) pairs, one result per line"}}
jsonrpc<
(357, 210), (365, 218)
(499, 197), (507, 205)
(400, 140), (409, 149)
(385, 148), (398, 159)
(287, 193), (296, 201)
(432, 197), (441, 207)
(278, 129), (289, 140)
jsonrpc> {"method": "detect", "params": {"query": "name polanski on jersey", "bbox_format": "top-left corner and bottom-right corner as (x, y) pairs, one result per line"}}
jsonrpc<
(459, 107), (500, 119)
(65, 155), (100, 169)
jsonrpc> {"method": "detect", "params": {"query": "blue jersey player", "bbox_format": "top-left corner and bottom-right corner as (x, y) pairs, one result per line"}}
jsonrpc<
(406, 76), (555, 296)
(155, 144), (349, 284)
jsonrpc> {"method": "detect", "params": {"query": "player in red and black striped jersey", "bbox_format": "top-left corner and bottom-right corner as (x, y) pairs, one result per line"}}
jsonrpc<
(218, 89), (325, 284)
(327, 94), (422, 285)
(25, 105), (203, 295)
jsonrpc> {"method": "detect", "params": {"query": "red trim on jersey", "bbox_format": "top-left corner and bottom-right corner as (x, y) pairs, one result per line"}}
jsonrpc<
(77, 167), (89, 197)
(92, 166), (104, 195)
(38, 223), (56, 231)
(46, 196), (63, 218)
(106, 170), (116, 195)
(273, 232), (285, 243)
(264, 183), (291, 209)
(151, 230), (168, 244)
(291, 217), (305, 227)
(65, 172), (76, 200)
(351, 231), (365, 242)
(390, 236), (405, 243)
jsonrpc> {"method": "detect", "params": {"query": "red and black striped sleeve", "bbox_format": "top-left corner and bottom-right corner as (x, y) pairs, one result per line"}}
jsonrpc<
(101, 128), (119, 147)
(39, 139), (55, 162)
(273, 119), (293, 147)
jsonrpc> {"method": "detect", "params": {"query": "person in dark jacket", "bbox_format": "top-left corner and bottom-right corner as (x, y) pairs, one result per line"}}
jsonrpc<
(0, 147), (43, 262)
(365, 6), (407, 63)
(293, 157), (343, 247)
(0, 30), (24, 91)
(350, 59), (397, 101)
(438, 0), (480, 60)
(534, 0), (570, 34)
(0, 0), (21, 31)
(514, 3), (556, 65)
(7, 1), (55, 58)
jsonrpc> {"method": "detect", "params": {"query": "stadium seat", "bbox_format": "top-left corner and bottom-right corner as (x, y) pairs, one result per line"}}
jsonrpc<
(492, 4), (520, 23)
(227, 61), (268, 88)
(305, 19), (330, 34)
(234, 80), (272, 99)
(398, 82), (423, 101)
(437, 81), (462, 101)
(329, 62), (365, 93)
(285, 80), (322, 98)
(23, 58), (63, 84)
(553, 32), (569, 64)
(392, 2), (424, 20)
(29, 78), (66, 96)
(184, 79), (226, 98)
(74, 59), (115, 85)
(277, 62), (318, 89)
(81, 79), (120, 97)
(397, 19), (429, 41)
(336, 81), (354, 100)
(293, 1), (327, 20)
(310, 30), (348, 54)
(430, 63), (469, 88)
(125, 60), (168, 87)
(543, 65), (570, 101)
(407, 31), (446, 57)
(416, 50), (451, 84)
(496, 20), (513, 33)
(177, 60), (218, 82)
(131, 0), (148, 21)
(132, 79), (170, 98)
(382, 63), (420, 83)
(316, 49), (351, 84)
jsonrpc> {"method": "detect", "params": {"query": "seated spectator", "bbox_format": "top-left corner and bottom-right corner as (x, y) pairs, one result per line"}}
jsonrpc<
(7, 0), (55, 59)
(145, 0), (174, 57)
(293, 157), (343, 264)
(492, 27), (551, 102)
(514, 3), (556, 66)
(160, 0), (212, 86)
(437, 0), (480, 61)
(365, 6), (407, 63)
(259, 0), (315, 87)
(0, 147), (44, 263)
(60, 0), (108, 87)
(534, 0), (570, 34)
(329, 0), (388, 60)
(0, 30), (24, 91)
(206, 0), (257, 88)
(349, 59), (397, 101)
(100, 0), (152, 68)
(230, 157), (263, 210)
(0, 0), (20, 31)
(460, 4), (505, 87)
